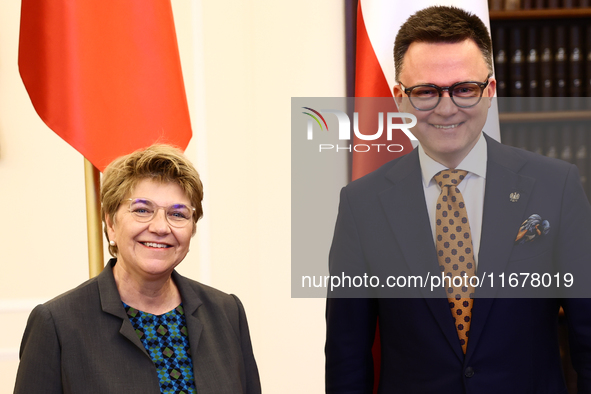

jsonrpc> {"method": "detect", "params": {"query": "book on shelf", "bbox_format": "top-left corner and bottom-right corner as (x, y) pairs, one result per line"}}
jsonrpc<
(526, 26), (539, 111)
(500, 123), (514, 147)
(490, 0), (504, 11)
(516, 124), (529, 151)
(540, 26), (554, 99)
(509, 27), (525, 111)
(554, 25), (568, 104)
(505, 0), (521, 10)
(547, 0), (559, 8)
(545, 127), (558, 160)
(563, 0), (575, 8)
(493, 26), (509, 112)
(560, 125), (573, 164)
(575, 123), (589, 195)
(569, 25), (583, 98)
(529, 125), (544, 156)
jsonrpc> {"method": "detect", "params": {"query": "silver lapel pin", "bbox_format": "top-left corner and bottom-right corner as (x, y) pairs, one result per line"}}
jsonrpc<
(509, 192), (520, 203)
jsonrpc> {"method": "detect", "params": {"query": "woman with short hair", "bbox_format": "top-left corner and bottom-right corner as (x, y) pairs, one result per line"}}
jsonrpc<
(14, 145), (261, 394)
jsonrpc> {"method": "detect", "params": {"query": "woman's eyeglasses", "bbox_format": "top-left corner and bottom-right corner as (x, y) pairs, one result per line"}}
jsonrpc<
(126, 198), (195, 228)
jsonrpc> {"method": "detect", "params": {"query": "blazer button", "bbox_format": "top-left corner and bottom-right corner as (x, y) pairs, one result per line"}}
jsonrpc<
(464, 367), (475, 378)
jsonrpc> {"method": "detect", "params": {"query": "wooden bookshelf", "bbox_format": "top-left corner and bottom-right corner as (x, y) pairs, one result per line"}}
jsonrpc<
(499, 110), (591, 122)
(490, 8), (591, 19)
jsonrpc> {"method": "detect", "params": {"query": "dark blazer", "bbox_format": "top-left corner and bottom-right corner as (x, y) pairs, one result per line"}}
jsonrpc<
(326, 135), (591, 394)
(14, 259), (261, 394)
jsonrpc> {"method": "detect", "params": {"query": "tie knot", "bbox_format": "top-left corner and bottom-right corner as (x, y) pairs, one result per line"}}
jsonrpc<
(433, 169), (468, 188)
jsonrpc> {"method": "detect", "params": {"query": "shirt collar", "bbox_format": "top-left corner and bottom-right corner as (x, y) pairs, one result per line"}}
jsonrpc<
(419, 133), (488, 188)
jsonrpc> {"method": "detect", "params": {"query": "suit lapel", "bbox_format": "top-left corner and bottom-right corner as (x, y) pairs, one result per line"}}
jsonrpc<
(98, 260), (150, 358)
(380, 149), (439, 288)
(465, 135), (535, 360)
(99, 261), (231, 392)
(172, 272), (208, 392)
(379, 149), (465, 361)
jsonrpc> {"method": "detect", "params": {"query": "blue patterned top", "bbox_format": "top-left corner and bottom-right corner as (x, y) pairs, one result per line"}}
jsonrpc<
(123, 303), (197, 394)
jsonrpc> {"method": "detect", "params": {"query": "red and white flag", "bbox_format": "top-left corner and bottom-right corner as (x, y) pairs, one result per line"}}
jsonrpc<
(353, 0), (499, 181)
(19, 0), (192, 172)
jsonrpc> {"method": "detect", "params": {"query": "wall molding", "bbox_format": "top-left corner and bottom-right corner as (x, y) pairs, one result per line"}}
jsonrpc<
(0, 298), (48, 314)
(0, 348), (19, 362)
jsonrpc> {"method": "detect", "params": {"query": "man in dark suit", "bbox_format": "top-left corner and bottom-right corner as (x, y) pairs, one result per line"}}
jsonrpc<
(325, 6), (591, 393)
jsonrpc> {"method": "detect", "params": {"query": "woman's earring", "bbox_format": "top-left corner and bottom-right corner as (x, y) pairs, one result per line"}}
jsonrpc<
(109, 240), (116, 246)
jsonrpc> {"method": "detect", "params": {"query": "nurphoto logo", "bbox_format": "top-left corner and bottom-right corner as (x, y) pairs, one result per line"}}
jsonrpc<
(302, 107), (417, 153)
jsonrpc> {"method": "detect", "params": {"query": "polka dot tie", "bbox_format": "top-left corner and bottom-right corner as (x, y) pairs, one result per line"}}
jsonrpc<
(433, 169), (475, 354)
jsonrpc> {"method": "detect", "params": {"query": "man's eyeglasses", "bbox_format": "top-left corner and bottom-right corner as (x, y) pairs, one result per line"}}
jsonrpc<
(127, 198), (195, 228)
(398, 77), (491, 111)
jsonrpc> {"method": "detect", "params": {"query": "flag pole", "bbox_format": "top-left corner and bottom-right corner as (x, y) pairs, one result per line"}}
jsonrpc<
(84, 158), (104, 278)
